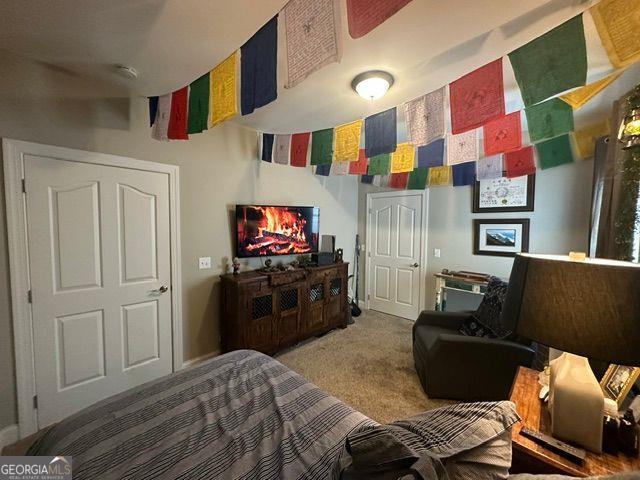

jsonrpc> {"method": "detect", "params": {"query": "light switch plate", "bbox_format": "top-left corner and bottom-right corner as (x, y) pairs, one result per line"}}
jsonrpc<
(198, 257), (211, 270)
(434, 248), (441, 258)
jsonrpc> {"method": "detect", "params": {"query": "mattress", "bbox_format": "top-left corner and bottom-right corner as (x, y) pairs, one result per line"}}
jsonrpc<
(28, 350), (377, 479)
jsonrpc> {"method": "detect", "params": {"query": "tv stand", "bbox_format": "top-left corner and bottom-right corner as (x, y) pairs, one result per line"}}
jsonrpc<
(220, 263), (349, 355)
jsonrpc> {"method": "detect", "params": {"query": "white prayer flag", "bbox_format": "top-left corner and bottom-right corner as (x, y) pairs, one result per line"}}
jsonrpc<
(273, 134), (292, 165)
(151, 94), (172, 141)
(447, 130), (478, 165)
(477, 154), (503, 180)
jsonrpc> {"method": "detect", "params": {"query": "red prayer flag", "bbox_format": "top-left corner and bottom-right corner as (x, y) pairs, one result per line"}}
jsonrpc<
(167, 87), (189, 140)
(349, 149), (369, 175)
(449, 59), (505, 134)
(388, 172), (409, 189)
(505, 146), (535, 178)
(290, 132), (311, 167)
(483, 111), (522, 156)
(346, 0), (413, 39)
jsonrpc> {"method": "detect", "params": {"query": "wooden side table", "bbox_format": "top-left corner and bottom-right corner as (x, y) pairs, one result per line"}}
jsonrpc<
(509, 366), (640, 477)
(433, 273), (488, 311)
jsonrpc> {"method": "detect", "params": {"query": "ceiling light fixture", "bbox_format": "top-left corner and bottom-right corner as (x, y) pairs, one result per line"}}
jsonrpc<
(351, 70), (394, 101)
(116, 65), (138, 80)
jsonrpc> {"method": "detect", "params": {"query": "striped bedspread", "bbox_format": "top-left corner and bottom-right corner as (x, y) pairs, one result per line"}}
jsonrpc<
(28, 350), (377, 480)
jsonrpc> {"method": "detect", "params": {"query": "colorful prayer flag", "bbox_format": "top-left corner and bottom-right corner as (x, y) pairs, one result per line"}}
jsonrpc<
(167, 87), (189, 140)
(361, 174), (374, 184)
(349, 149), (369, 174)
(483, 112), (522, 156)
(477, 155), (503, 180)
(210, 52), (238, 126)
(290, 132), (311, 167)
(188, 73), (210, 134)
(452, 161), (476, 186)
(407, 168), (429, 190)
(316, 163), (331, 176)
(573, 120), (610, 159)
(447, 130), (478, 165)
(389, 172), (409, 189)
(591, 0), (640, 68)
(273, 134), (292, 164)
(508, 15), (587, 106)
(525, 98), (574, 143)
(428, 166), (452, 186)
(367, 153), (391, 175)
(403, 87), (445, 146)
(390, 143), (415, 173)
(449, 59), (505, 134)
(365, 108), (397, 158)
(284, 0), (341, 88)
(417, 138), (445, 168)
(151, 94), (171, 141)
(536, 134), (574, 169)
(148, 96), (159, 127)
(310, 128), (334, 165)
(560, 71), (624, 110)
(241, 16), (278, 115)
(331, 160), (350, 175)
(334, 120), (363, 162)
(346, 0), (413, 39)
(504, 146), (536, 178)
(261, 133), (275, 162)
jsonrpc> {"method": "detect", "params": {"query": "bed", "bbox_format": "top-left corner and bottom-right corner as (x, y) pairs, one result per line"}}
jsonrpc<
(27, 350), (377, 480)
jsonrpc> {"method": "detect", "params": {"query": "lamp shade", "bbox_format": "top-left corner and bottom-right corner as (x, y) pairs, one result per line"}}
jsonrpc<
(503, 254), (640, 366)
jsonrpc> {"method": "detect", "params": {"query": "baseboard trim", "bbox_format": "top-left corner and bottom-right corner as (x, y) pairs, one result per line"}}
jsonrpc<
(0, 424), (18, 450)
(181, 350), (220, 369)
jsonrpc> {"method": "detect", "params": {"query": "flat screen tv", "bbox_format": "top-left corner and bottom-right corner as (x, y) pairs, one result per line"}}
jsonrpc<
(235, 205), (320, 258)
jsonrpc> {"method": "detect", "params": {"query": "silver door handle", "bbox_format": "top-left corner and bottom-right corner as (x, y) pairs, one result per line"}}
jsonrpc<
(151, 285), (169, 294)
(410, 263), (419, 268)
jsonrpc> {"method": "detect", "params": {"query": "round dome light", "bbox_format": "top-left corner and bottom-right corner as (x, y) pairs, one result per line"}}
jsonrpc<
(351, 70), (394, 101)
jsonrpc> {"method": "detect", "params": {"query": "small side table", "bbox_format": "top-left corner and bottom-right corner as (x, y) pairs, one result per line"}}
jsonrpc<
(509, 366), (640, 477)
(433, 273), (488, 311)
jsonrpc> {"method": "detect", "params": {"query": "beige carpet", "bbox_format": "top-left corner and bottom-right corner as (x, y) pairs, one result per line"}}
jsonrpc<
(276, 309), (453, 424)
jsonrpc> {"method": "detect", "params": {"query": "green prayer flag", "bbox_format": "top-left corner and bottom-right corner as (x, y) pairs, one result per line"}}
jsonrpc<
(525, 98), (574, 143)
(508, 15), (587, 107)
(310, 129), (334, 165)
(535, 134), (574, 169)
(367, 153), (391, 175)
(407, 168), (429, 190)
(188, 73), (210, 134)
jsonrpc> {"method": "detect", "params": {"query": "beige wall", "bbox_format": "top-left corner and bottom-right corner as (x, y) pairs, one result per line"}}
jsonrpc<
(357, 160), (594, 310)
(0, 91), (358, 430)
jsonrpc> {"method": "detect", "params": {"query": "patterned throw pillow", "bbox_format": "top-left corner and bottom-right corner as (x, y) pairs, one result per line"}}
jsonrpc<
(459, 277), (509, 339)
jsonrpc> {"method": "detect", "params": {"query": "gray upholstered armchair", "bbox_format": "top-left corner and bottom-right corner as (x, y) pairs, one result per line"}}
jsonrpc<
(412, 276), (536, 401)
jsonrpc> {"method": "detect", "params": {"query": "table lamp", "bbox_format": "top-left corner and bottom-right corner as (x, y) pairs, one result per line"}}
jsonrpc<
(502, 254), (640, 452)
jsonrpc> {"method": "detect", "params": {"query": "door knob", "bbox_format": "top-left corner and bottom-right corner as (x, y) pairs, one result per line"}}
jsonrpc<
(151, 285), (169, 294)
(411, 263), (419, 268)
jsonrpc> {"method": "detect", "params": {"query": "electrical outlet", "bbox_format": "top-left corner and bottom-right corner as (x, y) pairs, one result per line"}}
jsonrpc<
(434, 248), (441, 258)
(198, 257), (211, 270)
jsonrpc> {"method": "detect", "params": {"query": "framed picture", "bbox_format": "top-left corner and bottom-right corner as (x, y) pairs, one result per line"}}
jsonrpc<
(473, 174), (535, 213)
(473, 219), (530, 257)
(600, 364), (640, 407)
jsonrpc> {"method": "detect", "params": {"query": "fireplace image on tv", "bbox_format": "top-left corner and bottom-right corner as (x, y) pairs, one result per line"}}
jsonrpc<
(236, 205), (320, 257)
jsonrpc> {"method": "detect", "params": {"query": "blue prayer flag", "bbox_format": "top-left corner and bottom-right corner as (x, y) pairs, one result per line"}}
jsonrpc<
(452, 161), (476, 186)
(365, 108), (397, 158)
(241, 16), (278, 115)
(417, 138), (445, 168)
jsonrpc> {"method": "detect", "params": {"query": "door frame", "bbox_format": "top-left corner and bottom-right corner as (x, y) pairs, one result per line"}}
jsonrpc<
(365, 190), (429, 318)
(3, 138), (183, 438)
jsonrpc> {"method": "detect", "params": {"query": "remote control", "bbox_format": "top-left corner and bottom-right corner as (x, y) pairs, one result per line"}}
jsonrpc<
(520, 427), (587, 463)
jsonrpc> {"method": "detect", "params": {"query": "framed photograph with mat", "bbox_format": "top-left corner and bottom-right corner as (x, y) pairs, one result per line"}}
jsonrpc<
(600, 364), (640, 407)
(473, 218), (530, 257)
(473, 174), (535, 213)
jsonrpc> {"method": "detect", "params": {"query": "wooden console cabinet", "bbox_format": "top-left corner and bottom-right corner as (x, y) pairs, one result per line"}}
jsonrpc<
(220, 263), (349, 355)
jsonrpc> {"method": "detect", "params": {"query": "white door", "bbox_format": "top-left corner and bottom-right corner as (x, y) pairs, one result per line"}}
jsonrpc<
(368, 192), (425, 319)
(24, 155), (173, 427)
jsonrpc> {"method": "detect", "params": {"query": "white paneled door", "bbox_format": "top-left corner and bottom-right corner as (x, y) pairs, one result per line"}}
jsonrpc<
(24, 155), (173, 427)
(367, 192), (425, 319)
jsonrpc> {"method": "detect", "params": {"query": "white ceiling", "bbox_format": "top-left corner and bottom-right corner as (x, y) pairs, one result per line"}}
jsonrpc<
(0, 0), (636, 135)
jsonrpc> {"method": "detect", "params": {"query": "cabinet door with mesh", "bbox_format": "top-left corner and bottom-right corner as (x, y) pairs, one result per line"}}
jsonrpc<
(247, 288), (275, 352)
(277, 283), (302, 348)
(304, 272), (328, 335)
(325, 274), (345, 328)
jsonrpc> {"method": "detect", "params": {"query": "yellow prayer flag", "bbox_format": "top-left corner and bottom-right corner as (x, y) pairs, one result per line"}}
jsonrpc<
(573, 120), (611, 159)
(209, 51), (238, 127)
(390, 143), (415, 173)
(560, 70), (624, 109)
(591, 0), (640, 68)
(334, 120), (363, 162)
(428, 166), (452, 186)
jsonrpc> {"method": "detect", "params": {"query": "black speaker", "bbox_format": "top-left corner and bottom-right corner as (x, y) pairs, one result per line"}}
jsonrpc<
(312, 252), (334, 266)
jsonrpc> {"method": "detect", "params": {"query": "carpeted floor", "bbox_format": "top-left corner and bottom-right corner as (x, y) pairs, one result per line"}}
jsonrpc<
(276, 309), (453, 424)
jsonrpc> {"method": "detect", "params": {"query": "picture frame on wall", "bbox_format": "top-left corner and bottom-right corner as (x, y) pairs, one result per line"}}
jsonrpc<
(472, 174), (535, 213)
(473, 218), (530, 257)
(600, 364), (640, 407)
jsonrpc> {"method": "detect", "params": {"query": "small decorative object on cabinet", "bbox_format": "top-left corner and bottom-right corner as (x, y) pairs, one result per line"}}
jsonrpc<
(220, 263), (349, 355)
(600, 365), (640, 407)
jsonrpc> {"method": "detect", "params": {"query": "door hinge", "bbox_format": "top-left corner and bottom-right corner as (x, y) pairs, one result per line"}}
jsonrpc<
(33, 395), (38, 409)
(21, 178), (26, 193)
(27, 290), (32, 303)
(367, 293), (370, 300)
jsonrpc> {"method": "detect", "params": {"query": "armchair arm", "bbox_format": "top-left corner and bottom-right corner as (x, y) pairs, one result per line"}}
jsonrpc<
(413, 310), (472, 339)
(427, 334), (535, 401)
